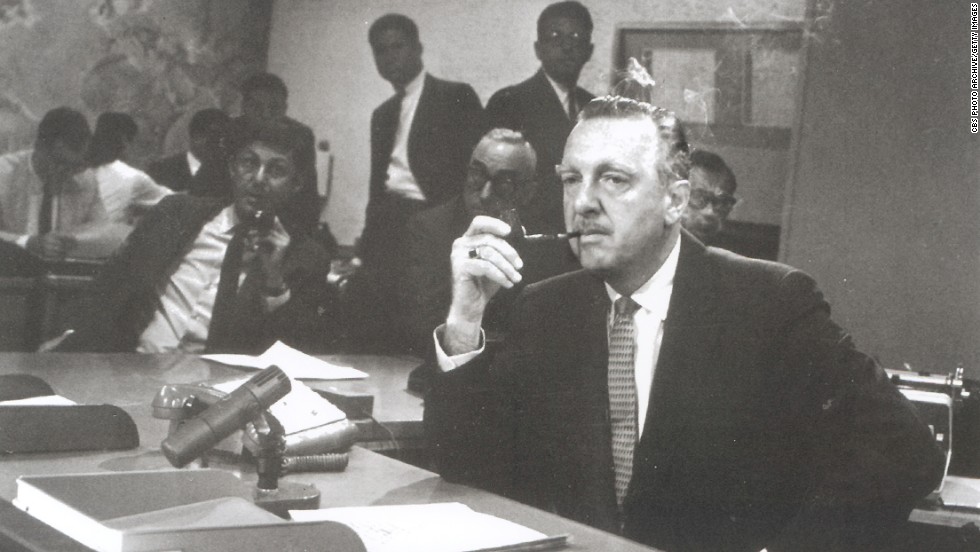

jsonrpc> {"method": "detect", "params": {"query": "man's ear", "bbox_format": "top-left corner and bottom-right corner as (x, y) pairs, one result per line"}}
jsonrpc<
(533, 41), (543, 62)
(663, 179), (690, 226)
(584, 42), (594, 63)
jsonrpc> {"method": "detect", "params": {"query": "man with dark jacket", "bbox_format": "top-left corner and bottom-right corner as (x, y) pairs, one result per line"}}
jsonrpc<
(56, 123), (336, 354)
(352, 13), (485, 352)
(426, 86), (944, 551)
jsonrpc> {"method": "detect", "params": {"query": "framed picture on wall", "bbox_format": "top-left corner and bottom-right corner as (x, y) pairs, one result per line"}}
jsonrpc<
(615, 22), (804, 150)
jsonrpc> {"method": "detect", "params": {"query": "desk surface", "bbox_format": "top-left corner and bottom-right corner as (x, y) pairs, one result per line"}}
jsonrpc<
(0, 352), (426, 450)
(0, 352), (659, 551)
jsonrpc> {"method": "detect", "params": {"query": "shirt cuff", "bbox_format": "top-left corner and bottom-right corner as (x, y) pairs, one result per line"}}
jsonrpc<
(15, 234), (29, 248)
(263, 287), (291, 312)
(433, 323), (485, 372)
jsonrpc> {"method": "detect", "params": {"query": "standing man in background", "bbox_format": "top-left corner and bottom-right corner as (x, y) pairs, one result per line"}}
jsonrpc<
(353, 12), (485, 352)
(485, 1), (595, 234)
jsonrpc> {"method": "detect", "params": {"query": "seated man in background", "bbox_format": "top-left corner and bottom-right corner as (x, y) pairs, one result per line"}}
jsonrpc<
(0, 107), (107, 272)
(425, 68), (944, 551)
(85, 112), (172, 224)
(229, 73), (319, 236)
(55, 123), (336, 354)
(147, 107), (230, 195)
(402, 128), (578, 365)
(680, 149), (738, 243)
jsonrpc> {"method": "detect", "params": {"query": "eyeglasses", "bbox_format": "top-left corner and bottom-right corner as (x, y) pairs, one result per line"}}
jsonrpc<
(540, 30), (589, 48)
(689, 188), (738, 212)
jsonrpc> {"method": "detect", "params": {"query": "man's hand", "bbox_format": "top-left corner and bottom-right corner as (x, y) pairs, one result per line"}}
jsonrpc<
(443, 216), (524, 355)
(25, 233), (77, 261)
(243, 216), (291, 294)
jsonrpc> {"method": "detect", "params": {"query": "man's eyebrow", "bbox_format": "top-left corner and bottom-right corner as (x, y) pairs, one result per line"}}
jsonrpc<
(594, 161), (635, 175)
(555, 164), (575, 173)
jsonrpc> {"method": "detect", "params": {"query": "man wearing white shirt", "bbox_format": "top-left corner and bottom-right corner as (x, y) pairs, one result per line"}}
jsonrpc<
(354, 13), (485, 352)
(485, 1), (595, 235)
(0, 107), (106, 269)
(57, 123), (333, 354)
(425, 81), (944, 551)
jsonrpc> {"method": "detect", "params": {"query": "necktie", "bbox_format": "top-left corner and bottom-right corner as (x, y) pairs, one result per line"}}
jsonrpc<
(38, 187), (54, 234)
(567, 93), (577, 121)
(608, 296), (641, 506)
(206, 225), (247, 351)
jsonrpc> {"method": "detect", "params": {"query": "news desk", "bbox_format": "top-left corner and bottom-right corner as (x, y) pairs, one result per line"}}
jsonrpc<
(0, 353), (659, 552)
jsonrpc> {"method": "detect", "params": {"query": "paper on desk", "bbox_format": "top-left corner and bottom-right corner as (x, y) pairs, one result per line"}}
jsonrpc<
(290, 502), (564, 552)
(202, 341), (367, 380)
(0, 395), (77, 406)
(940, 476), (980, 510)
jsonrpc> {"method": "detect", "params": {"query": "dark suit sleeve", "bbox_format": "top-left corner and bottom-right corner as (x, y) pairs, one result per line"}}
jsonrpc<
(259, 234), (336, 353)
(400, 212), (453, 359)
(765, 271), (944, 552)
(55, 196), (193, 352)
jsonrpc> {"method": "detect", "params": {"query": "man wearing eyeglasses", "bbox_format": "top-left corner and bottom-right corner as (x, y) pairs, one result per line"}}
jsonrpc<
(400, 129), (579, 378)
(485, 1), (595, 235)
(681, 150), (739, 243)
(56, 123), (334, 354)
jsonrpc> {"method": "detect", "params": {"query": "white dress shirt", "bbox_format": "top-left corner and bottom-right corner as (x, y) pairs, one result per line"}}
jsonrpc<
(543, 71), (576, 121)
(137, 206), (289, 353)
(435, 237), (682, 435)
(384, 70), (427, 201)
(186, 151), (202, 177)
(90, 160), (172, 223)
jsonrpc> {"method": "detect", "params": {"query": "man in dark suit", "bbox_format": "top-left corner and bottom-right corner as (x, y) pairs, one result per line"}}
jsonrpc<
(229, 73), (319, 237)
(425, 88), (944, 550)
(402, 128), (578, 367)
(352, 13), (485, 352)
(147, 108), (230, 195)
(485, 1), (595, 234)
(56, 123), (336, 355)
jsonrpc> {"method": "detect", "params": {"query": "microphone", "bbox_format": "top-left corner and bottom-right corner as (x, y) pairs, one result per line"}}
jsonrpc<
(161, 366), (291, 468)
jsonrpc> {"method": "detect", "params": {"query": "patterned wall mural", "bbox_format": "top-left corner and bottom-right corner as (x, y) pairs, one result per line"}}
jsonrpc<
(0, 0), (270, 167)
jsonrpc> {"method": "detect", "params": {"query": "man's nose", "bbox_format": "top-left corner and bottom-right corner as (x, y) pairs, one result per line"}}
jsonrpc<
(479, 180), (494, 200)
(569, 179), (600, 214)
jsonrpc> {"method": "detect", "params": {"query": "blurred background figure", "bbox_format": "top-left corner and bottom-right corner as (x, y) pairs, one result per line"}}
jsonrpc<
(681, 149), (738, 243)
(86, 112), (172, 225)
(147, 108), (230, 196)
(229, 73), (318, 236)
(0, 107), (104, 270)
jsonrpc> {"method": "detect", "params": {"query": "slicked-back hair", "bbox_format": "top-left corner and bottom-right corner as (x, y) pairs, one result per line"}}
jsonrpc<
(240, 72), (288, 101)
(36, 107), (90, 152)
(86, 112), (138, 167)
(579, 96), (691, 187)
(537, 1), (593, 39)
(369, 13), (419, 47)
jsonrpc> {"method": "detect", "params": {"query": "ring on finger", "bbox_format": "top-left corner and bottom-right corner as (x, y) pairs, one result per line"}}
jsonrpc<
(468, 247), (481, 260)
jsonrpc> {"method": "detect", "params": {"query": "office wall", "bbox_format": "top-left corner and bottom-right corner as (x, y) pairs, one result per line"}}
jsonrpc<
(783, 0), (980, 375)
(0, 0), (271, 167)
(269, 0), (805, 245)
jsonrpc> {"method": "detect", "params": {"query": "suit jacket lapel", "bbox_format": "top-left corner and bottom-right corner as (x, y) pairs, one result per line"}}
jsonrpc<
(531, 70), (573, 129)
(638, 232), (721, 451)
